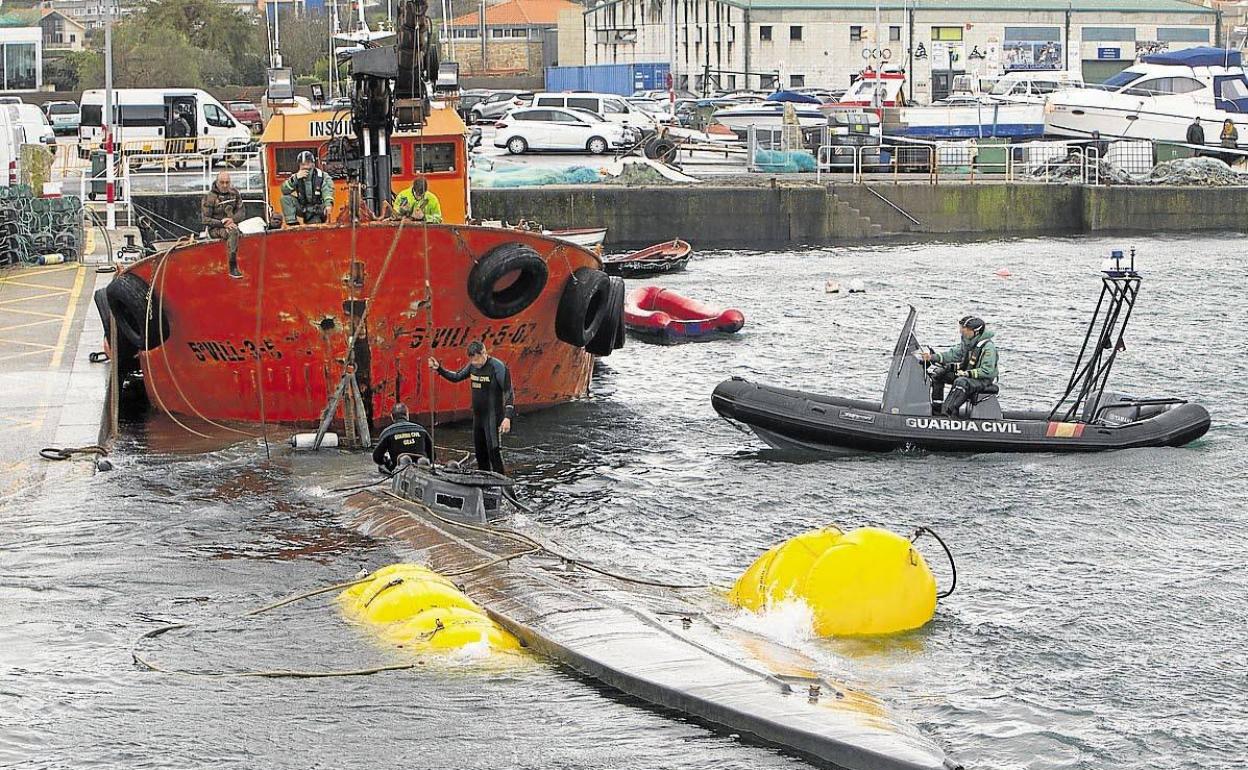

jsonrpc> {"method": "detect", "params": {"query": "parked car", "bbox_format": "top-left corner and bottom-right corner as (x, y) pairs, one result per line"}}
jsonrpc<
(224, 100), (263, 133)
(627, 98), (676, 125)
(470, 91), (533, 122)
(531, 92), (658, 135)
(632, 89), (695, 101)
(456, 89), (490, 122)
(0, 96), (23, 105)
(43, 100), (79, 135)
(7, 103), (57, 152)
(494, 107), (628, 155)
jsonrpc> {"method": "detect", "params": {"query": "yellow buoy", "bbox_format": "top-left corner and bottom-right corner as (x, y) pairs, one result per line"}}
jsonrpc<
(731, 527), (938, 637)
(339, 564), (519, 652)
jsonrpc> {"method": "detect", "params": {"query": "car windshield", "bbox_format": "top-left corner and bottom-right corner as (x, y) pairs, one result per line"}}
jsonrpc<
(232, 102), (257, 111)
(48, 103), (76, 114)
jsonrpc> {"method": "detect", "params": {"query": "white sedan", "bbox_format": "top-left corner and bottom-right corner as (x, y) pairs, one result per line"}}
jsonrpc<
(494, 107), (630, 155)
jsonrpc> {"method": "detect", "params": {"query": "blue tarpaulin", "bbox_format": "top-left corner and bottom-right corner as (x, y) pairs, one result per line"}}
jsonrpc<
(1141, 47), (1241, 68)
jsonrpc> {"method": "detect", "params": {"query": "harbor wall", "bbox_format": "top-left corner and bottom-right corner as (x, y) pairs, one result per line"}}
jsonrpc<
(129, 183), (1248, 245)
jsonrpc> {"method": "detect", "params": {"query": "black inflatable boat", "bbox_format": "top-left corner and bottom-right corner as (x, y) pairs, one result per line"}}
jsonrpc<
(713, 254), (1210, 454)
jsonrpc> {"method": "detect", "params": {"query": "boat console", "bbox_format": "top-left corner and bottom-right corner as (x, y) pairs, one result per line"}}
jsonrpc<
(389, 460), (513, 523)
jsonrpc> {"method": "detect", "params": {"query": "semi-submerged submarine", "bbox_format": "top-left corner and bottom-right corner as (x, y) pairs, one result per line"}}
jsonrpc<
(712, 252), (1210, 454)
(346, 462), (961, 770)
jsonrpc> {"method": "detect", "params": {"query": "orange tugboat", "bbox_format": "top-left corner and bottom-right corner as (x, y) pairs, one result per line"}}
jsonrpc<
(100, 3), (623, 431)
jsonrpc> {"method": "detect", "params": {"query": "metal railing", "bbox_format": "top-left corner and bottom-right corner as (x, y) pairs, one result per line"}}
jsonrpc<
(813, 138), (1104, 185)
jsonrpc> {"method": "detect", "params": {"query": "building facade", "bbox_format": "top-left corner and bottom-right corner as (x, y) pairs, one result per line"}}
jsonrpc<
(39, 9), (85, 51)
(448, 0), (579, 76)
(579, 0), (1218, 101)
(42, 0), (137, 31)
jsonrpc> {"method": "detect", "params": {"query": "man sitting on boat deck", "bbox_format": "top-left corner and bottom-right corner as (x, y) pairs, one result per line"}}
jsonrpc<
(373, 402), (434, 472)
(201, 170), (245, 279)
(920, 316), (999, 416)
(392, 176), (442, 223)
(280, 150), (335, 226)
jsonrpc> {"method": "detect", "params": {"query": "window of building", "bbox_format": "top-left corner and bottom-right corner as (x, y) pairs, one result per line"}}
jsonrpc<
(850, 25), (863, 42)
(1, 43), (37, 91)
(790, 26), (802, 41)
(1082, 26), (1135, 42)
(760, 74), (777, 90)
(1157, 27), (1209, 43)
(889, 26), (901, 42)
(726, 74), (736, 89)
(931, 26), (963, 42)
(790, 74), (805, 87)
(452, 28), (479, 39)
(759, 25), (771, 41)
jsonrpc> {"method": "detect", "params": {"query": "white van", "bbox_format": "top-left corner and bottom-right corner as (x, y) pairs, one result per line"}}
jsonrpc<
(0, 108), (27, 187)
(531, 92), (658, 134)
(79, 88), (254, 165)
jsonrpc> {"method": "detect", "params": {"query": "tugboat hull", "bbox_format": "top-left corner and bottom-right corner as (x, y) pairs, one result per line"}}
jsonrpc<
(107, 223), (615, 427)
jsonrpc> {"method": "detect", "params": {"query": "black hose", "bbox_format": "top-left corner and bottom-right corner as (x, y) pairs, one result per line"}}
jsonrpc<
(912, 526), (957, 599)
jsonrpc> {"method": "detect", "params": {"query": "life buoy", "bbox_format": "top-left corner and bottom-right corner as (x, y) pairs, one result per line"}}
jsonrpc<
(586, 275), (626, 356)
(555, 268), (611, 347)
(467, 242), (549, 319)
(105, 271), (169, 351)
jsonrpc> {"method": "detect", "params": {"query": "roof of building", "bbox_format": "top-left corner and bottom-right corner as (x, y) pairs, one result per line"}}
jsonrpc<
(587, 0), (1214, 14)
(451, 0), (580, 27)
(0, 9), (40, 27)
(40, 8), (86, 27)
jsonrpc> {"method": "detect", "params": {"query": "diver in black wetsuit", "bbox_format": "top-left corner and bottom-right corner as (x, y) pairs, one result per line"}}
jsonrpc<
(372, 402), (434, 472)
(428, 341), (514, 474)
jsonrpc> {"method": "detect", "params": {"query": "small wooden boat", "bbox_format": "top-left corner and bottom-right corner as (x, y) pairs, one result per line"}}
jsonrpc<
(624, 285), (744, 340)
(547, 227), (607, 249)
(603, 239), (692, 277)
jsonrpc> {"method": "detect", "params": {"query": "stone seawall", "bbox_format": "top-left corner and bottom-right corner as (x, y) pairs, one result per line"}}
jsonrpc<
(130, 183), (1248, 245)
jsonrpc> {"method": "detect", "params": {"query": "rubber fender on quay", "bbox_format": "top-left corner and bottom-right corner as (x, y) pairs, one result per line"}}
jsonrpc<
(586, 275), (626, 356)
(467, 242), (549, 319)
(93, 285), (138, 374)
(105, 271), (170, 351)
(731, 527), (937, 637)
(555, 267), (611, 348)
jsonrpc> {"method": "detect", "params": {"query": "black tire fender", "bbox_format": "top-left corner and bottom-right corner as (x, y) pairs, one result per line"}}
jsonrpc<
(467, 242), (549, 319)
(555, 268), (611, 348)
(586, 276), (625, 356)
(644, 136), (677, 160)
(105, 271), (170, 351)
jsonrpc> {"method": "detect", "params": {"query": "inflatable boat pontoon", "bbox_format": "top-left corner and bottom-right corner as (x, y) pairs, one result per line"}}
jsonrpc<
(713, 252), (1210, 454)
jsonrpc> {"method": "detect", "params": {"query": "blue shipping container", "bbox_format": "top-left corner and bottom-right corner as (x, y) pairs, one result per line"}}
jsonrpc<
(544, 63), (670, 96)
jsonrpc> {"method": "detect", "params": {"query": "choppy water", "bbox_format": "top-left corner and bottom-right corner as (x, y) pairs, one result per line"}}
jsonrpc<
(4, 234), (1245, 770)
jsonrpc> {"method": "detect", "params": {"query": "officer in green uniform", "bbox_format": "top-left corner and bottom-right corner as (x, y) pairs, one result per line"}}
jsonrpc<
(280, 150), (335, 225)
(920, 315), (999, 416)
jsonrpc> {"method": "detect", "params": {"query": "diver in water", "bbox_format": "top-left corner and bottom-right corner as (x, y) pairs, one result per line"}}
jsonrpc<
(372, 402), (434, 472)
(428, 340), (514, 474)
(920, 316), (998, 416)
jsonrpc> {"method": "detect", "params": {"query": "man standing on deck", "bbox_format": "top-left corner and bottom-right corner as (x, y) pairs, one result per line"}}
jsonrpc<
(427, 341), (514, 474)
(393, 176), (442, 223)
(201, 170), (245, 279)
(373, 402), (434, 472)
(920, 316), (998, 416)
(280, 150), (335, 225)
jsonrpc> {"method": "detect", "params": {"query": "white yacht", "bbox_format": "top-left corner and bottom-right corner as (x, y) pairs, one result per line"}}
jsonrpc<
(1044, 47), (1248, 143)
(888, 71), (1083, 140)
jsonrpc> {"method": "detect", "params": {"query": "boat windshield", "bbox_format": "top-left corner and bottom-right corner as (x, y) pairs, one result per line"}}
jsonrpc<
(1100, 68), (1145, 92)
(1220, 77), (1248, 101)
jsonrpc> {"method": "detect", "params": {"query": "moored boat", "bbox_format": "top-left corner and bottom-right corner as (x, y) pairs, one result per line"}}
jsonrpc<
(713, 253), (1210, 454)
(624, 285), (743, 340)
(97, 3), (624, 431)
(547, 227), (608, 249)
(602, 238), (692, 277)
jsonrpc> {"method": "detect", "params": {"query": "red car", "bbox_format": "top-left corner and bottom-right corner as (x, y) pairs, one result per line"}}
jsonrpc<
(224, 100), (263, 133)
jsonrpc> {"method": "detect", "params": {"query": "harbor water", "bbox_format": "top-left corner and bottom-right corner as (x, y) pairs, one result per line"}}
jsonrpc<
(3, 233), (1244, 770)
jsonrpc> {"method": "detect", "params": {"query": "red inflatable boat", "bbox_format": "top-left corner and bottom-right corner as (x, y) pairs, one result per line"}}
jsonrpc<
(624, 286), (745, 340)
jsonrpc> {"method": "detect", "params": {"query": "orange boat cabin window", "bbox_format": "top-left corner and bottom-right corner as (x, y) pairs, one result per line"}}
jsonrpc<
(412, 142), (457, 174)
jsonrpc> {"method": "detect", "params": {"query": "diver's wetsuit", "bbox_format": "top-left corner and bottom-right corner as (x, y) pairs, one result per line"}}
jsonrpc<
(435, 357), (515, 474)
(372, 419), (434, 471)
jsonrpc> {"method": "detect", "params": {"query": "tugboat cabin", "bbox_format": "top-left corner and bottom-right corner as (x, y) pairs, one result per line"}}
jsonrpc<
(258, 106), (469, 224)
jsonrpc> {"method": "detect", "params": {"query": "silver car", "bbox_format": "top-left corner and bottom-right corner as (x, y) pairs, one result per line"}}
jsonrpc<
(470, 91), (533, 123)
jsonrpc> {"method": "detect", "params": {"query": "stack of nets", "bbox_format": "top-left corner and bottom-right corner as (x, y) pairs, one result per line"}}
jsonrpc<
(753, 149), (818, 174)
(0, 186), (85, 267)
(1144, 156), (1247, 186)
